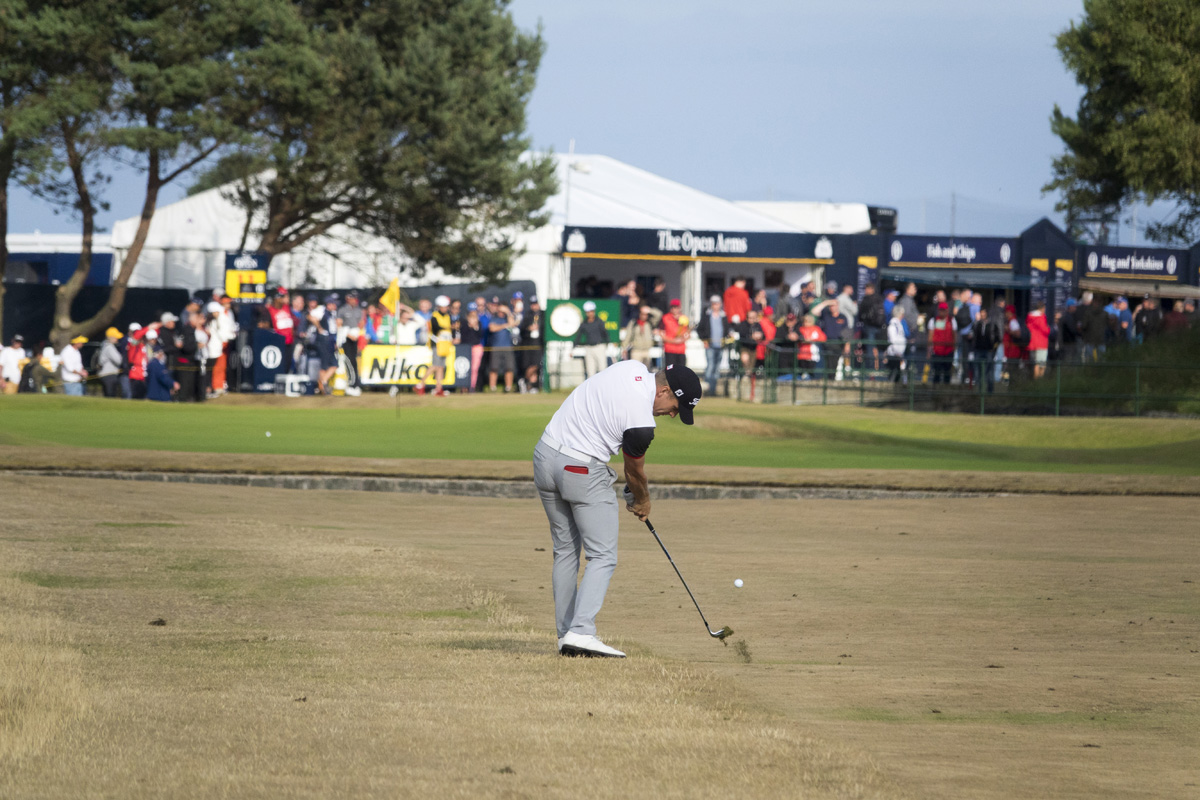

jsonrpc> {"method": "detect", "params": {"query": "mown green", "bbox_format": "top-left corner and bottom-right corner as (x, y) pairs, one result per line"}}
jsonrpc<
(3, 395), (1198, 474)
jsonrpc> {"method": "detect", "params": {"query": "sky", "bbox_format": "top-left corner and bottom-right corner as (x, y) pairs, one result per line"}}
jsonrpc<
(11, 0), (1099, 240)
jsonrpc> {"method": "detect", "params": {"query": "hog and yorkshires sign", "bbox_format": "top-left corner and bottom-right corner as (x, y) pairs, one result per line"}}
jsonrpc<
(1084, 250), (1185, 281)
(655, 230), (749, 257)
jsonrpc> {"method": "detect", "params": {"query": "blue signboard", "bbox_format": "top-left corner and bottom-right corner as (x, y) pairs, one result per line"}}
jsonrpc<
(562, 226), (838, 264)
(888, 236), (1017, 269)
(224, 251), (271, 300)
(1080, 245), (1188, 282)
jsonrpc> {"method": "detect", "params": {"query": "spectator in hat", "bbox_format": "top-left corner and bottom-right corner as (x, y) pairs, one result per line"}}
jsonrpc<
(658, 298), (689, 371)
(266, 289), (295, 372)
(774, 310), (803, 368)
(1132, 296), (1163, 342)
(797, 313), (826, 380)
(622, 303), (661, 371)
(648, 277), (670, 314)
(428, 295), (454, 396)
(723, 277), (752, 323)
(487, 298), (519, 392)
(858, 283), (887, 372)
(335, 291), (364, 395)
(519, 295), (544, 393)
(59, 335), (89, 396)
(1058, 298), (1082, 363)
(0, 334), (26, 394)
(126, 324), (149, 399)
(694, 295), (727, 395)
(146, 339), (178, 401)
(98, 327), (125, 398)
(885, 306), (908, 383)
(883, 288), (899, 318)
(574, 300), (609, 379)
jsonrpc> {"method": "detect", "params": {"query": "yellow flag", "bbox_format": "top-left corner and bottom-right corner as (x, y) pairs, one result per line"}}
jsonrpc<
(378, 278), (401, 312)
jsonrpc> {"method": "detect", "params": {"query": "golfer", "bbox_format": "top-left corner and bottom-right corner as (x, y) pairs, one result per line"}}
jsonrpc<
(534, 362), (702, 657)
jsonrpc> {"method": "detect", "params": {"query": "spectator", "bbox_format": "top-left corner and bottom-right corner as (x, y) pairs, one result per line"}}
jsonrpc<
(428, 295), (454, 397)
(1026, 301), (1051, 379)
(723, 277), (752, 323)
(953, 290), (974, 381)
(622, 304), (661, 370)
(1163, 300), (1191, 334)
(59, 336), (88, 396)
(487, 298), (518, 392)
(648, 278), (670, 315)
(928, 302), (956, 384)
(336, 291), (364, 396)
(970, 307), (1002, 392)
(882, 288), (899, 318)
(858, 284), (887, 372)
(266, 288), (295, 371)
(0, 334), (25, 394)
(188, 312), (208, 402)
(731, 309), (763, 384)
(212, 294), (237, 395)
(898, 283), (920, 348)
(817, 301), (849, 379)
(1108, 296), (1133, 342)
(311, 294), (340, 395)
(774, 311), (803, 368)
(659, 299), (689, 371)
(615, 279), (641, 327)
(1059, 298), (1082, 363)
(691, 296), (724, 395)
(756, 306), (776, 368)
(415, 297), (434, 325)
(575, 300), (609, 379)
(520, 295), (544, 393)
(796, 314), (826, 379)
(1076, 292), (1108, 363)
(126, 324), (149, 399)
(458, 303), (484, 392)
(146, 342), (177, 401)
(394, 305), (424, 345)
(1186, 299), (1200, 325)
(98, 327), (125, 398)
(18, 347), (58, 393)
(885, 306), (907, 383)
(836, 284), (858, 330)
(751, 288), (770, 314)
(1132, 296), (1163, 342)
(1002, 305), (1028, 379)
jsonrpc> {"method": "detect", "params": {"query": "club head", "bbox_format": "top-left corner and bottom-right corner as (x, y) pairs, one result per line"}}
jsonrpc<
(710, 626), (733, 640)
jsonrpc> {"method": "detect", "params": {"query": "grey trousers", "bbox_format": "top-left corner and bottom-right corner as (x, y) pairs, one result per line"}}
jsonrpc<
(533, 440), (618, 638)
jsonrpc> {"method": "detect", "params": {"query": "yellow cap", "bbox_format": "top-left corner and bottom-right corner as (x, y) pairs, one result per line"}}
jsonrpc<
(105, 327), (122, 339)
(70, 335), (88, 344)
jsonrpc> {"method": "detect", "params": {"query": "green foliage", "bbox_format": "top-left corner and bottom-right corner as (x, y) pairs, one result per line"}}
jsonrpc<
(1046, 0), (1200, 244)
(195, 0), (557, 284)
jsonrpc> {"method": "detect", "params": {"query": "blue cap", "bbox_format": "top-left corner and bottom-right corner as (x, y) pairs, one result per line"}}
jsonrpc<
(1115, 296), (1128, 303)
(1065, 298), (1078, 307)
(512, 291), (524, 299)
(467, 302), (477, 311)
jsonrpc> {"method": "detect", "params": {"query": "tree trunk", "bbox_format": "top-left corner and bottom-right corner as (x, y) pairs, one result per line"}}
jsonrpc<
(50, 133), (162, 349)
(0, 144), (11, 343)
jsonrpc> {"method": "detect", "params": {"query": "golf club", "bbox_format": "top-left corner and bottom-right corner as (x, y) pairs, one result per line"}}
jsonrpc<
(643, 518), (733, 641)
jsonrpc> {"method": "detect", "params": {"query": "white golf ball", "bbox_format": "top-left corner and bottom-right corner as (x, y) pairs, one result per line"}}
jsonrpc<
(734, 579), (743, 588)
(265, 431), (271, 437)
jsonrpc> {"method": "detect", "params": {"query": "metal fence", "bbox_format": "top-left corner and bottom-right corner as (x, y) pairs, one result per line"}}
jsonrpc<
(718, 339), (1200, 416)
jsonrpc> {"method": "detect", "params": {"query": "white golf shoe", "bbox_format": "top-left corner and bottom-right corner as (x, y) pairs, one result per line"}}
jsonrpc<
(559, 631), (626, 658)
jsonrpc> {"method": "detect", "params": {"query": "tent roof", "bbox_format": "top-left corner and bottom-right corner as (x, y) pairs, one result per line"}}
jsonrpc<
(541, 154), (806, 233)
(735, 201), (872, 234)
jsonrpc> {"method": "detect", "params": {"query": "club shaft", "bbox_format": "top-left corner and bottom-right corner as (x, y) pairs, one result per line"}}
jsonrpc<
(644, 519), (714, 633)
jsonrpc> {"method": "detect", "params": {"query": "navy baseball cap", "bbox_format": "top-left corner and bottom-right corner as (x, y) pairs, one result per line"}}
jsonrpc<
(665, 364), (702, 425)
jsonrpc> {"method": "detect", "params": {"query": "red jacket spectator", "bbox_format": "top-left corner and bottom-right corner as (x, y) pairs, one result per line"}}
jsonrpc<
(126, 325), (148, 382)
(928, 310), (956, 357)
(660, 304), (688, 355)
(756, 311), (776, 361)
(797, 323), (826, 363)
(723, 280), (751, 323)
(1026, 309), (1050, 351)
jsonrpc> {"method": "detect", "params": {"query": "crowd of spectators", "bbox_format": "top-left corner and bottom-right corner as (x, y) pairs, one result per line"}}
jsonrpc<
(4, 275), (1197, 399)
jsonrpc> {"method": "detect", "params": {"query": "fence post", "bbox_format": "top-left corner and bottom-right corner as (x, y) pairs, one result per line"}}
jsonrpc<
(1055, 362), (1061, 417)
(791, 351), (797, 405)
(908, 358), (915, 411)
(1134, 364), (1141, 417)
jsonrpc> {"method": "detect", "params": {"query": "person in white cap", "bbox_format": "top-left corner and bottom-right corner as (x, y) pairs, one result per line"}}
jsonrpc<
(574, 300), (609, 378)
(428, 295), (455, 396)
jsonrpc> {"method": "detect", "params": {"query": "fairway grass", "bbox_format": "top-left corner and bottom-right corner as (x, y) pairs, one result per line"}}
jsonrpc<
(0, 476), (900, 800)
(2, 393), (1199, 474)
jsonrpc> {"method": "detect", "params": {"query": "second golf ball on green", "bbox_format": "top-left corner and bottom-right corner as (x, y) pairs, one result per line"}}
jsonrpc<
(734, 579), (743, 588)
